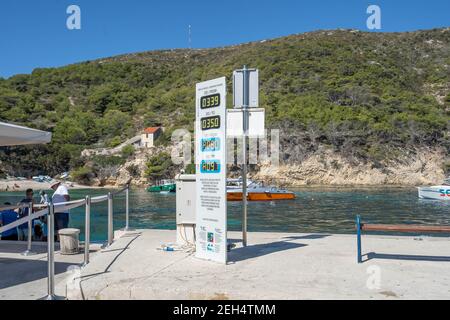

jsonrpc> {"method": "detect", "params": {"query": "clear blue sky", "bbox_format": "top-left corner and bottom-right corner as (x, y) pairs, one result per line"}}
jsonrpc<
(0, 0), (449, 78)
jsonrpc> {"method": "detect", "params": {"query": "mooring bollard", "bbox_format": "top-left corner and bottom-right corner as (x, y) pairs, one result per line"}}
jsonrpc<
(84, 196), (91, 266)
(107, 192), (113, 246)
(46, 203), (56, 299)
(21, 202), (36, 256)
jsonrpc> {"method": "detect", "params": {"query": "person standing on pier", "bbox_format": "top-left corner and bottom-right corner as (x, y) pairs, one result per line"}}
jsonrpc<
(50, 181), (70, 238)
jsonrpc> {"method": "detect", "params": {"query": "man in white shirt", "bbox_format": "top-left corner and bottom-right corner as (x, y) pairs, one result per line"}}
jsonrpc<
(50, 181), (70, 235)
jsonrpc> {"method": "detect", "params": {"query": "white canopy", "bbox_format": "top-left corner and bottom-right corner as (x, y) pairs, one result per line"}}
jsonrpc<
(0, 121), (52, 146)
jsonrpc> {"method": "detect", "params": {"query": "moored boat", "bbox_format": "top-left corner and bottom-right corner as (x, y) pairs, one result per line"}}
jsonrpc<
(147, 179), (176, 193)
(417, 177), (450, 200)
(227, 178), (295, 201)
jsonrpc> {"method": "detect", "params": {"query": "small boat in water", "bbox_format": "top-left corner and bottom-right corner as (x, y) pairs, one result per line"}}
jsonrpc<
(32, 175), (53, 183)
(147, 179), (176, 193)
(417, 177), (450, 200)
(227, 178), (295, 201)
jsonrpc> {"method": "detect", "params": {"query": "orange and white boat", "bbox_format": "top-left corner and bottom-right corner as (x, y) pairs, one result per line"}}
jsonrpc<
(227, 178), (296, 201)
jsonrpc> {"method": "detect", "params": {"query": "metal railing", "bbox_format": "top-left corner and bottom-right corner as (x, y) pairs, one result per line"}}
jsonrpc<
(107, 192), (113, 246)
(0, 184), (131, 300)
(83, 196), (90, 266)
(47, 203), (55, 299)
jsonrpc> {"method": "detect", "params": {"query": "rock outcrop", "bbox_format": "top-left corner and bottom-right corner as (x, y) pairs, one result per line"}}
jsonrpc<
(253, 147), (447, 186)
(93, 143), (447, 188)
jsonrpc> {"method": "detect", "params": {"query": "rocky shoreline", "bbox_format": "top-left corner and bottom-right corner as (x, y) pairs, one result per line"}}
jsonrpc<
(4, 147), (443, 192)
(254, 147), (447, 187)
(0, 179), (105, 192)
(95, 147), (447, 188)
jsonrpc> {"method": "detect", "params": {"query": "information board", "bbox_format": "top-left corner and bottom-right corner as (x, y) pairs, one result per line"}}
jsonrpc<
(233, 69), (259, 108)
(226, 108), (265, 137)
(195, 77), (227, 264)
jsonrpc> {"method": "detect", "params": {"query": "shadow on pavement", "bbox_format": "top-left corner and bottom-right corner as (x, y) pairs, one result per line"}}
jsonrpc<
(0, 257), (74, 289)
(282, 234), (331, 240)
(228, 241), (307, 262)
(366, 252), (450, 263)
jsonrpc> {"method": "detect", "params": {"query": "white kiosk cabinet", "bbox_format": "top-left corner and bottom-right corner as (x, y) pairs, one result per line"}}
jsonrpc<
(175, 174), (196, 245)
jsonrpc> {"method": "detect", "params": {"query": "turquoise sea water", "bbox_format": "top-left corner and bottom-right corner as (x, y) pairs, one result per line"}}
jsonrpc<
(1, 187), (449, 241)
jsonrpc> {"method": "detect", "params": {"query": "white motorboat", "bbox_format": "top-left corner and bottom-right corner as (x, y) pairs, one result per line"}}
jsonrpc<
(417, 177), (450, 200)
(227, 177), (295, 201)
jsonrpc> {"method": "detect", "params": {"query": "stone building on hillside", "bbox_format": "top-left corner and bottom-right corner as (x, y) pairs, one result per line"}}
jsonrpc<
(81, 126), (163, 157)
(141, 127), (162, 148)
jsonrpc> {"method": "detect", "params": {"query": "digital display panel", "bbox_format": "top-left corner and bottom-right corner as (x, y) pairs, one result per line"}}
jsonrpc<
(201, 115), (221, 131)
(200, 160), (221, 173)
(195, 77), (227, 264)
(201, 137), (220, 152)
(200, 93), (221, 109)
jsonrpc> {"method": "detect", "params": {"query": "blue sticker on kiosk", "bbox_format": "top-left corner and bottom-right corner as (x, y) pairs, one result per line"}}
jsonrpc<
(200, 160), (221, 174)
(201, 137), (220, 152)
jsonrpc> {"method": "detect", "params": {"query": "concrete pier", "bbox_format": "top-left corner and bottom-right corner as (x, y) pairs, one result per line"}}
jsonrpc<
(0, 241), (103, 300)
(1, 230), (450, 300)
(64, 230), (450, 300)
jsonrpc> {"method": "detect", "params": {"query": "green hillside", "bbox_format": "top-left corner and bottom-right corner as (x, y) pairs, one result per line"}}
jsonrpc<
(0, 28), (449, 177)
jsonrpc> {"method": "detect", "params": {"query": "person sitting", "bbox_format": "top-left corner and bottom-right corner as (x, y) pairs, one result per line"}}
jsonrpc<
(0, 202), (19, 240)
(33, 223), (45, 241)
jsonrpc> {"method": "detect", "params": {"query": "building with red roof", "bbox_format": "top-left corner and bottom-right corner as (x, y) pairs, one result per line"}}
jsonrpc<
(141, 127), (162, 148)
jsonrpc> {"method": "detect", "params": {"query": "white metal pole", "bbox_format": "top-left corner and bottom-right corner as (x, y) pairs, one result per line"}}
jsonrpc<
(121, 185), (133, 232)
(125, 185), (129, 231)
(21, 202), (36, 256)
(107, 192), (113, 246)
(242, 65), (249, 247)
(84, 196), (90, 266)
(46, 203), (55, 300)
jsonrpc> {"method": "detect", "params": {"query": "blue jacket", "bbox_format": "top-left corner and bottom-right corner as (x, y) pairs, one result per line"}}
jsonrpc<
(0, 209), (18, 237)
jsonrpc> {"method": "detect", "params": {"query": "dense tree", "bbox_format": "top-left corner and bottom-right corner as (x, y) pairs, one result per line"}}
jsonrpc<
(145, 153), (177, 182)
(0, 28), (449, 176)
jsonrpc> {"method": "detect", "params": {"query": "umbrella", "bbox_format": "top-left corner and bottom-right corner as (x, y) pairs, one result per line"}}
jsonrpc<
(0, 121), (52, 146)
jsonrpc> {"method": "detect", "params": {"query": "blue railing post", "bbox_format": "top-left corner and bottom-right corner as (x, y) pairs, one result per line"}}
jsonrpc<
(356, 215), (362, 263)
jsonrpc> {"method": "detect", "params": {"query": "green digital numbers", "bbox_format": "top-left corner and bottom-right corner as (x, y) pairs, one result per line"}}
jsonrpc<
(200, 93), (220, 109)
